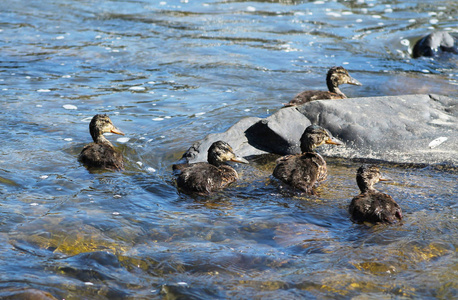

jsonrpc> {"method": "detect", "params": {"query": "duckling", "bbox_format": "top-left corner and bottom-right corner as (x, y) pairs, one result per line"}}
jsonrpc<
(412, 31), (457, 58)
(173, 141), (249, 195)
(285, 66), (362, 107)
(349, 165), (403, 224)
(79, 114), (125, 171)
(273, 125), (342, 193)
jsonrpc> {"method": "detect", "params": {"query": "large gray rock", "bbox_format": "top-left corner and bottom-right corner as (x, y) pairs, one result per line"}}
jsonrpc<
(181, 94), (458, 166)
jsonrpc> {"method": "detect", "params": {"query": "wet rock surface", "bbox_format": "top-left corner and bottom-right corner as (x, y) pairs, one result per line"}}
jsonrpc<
(412, 31), (458, 58)
(181, 94), (458, 166)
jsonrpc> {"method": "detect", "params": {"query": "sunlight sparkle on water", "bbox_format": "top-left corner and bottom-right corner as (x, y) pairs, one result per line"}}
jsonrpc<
(63, 104), (78, 110)
(129, 86), (146, 91)
(117, 137), (130, 143)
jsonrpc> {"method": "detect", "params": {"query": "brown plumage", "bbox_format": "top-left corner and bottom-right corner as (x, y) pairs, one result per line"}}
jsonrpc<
(273, 125), (342, 193)
(79, 114), (125, 171)
(285, 66), (362, 107)
(173, 141), (249, 195)
(349, 165), (403, 224)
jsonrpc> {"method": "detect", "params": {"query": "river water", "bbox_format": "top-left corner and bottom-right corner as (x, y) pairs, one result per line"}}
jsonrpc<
(0, 0), (457, 299)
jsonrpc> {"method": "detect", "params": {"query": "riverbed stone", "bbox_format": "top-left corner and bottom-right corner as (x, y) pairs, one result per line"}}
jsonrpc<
(180, 94), (458, 166)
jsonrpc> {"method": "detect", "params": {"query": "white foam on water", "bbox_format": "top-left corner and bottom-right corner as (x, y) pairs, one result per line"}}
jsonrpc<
(37, 89), (51, 93)
(129, 86), (146, 91)
(400, 39), (410, 46)
(326, 12), (341, 18)
(63, 104), (77, 110)
(117, 137), (130, 143)
(153, 117), (164, 121)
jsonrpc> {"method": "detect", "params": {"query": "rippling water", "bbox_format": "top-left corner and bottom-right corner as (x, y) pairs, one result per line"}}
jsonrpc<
(1, 0), (457, 299)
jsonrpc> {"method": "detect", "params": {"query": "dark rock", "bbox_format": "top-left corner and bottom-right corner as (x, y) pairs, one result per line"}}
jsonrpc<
(0, 289), (58, 300)
(412, 31), (458, 58)
(181, 94), (458, 166)
(245, 107), (311, 155)
(179, 117), (266, 163)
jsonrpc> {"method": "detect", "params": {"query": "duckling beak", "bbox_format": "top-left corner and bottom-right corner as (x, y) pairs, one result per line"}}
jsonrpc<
(231, 156), (249, 164)
(379, 177), (392, 182)
(110, 127), (125, 136)
(347, 77), (362, 86)
(325, 136), (343, 145)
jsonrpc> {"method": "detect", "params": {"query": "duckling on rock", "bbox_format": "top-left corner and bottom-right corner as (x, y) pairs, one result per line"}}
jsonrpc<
(173, 141), (249, 196)
(79, 114), (125, 171)
(273, 125), (342, 194)
(285, 66), (362, 107)
(349, 165), (403, 224)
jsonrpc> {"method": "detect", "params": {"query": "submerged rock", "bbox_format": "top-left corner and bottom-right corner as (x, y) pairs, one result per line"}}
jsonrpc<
(180, 94), (458, 167)
(0, 289), (58, 300)
(412, 31), (458, 58)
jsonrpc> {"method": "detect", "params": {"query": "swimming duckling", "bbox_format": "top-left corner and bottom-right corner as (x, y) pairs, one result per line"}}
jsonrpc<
(273, 125), (342, 193)
(173, 141), (249, 195)
(349, 165), (403, 224)
(285, 66), (362, 107)
(412, 31), (457, 58)
(79, 114), (125, 171)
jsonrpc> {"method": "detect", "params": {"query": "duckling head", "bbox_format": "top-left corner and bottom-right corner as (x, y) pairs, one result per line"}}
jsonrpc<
(326, 66), (362, 97)
(356, 164), (391, 193)
(300, 125), (342, 153)
(207, 141), (249, 166)
(89, 114), (124, 143)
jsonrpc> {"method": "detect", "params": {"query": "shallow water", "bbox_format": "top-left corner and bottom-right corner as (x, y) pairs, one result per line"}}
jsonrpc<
(0, 0), (457, 299)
